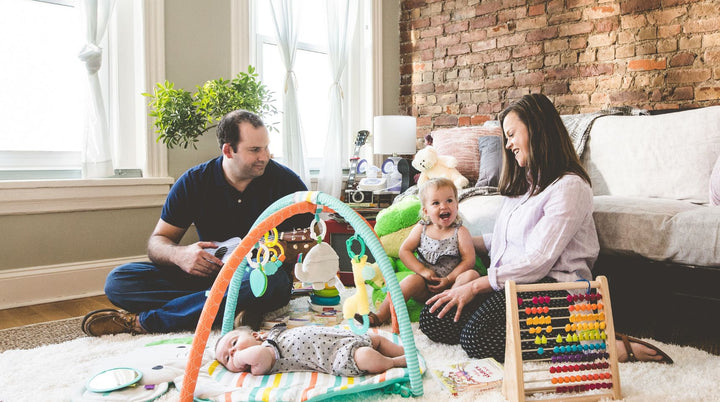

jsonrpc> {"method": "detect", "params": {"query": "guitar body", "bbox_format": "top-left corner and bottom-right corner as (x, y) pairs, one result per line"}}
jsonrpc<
(276, 229), (316, 269)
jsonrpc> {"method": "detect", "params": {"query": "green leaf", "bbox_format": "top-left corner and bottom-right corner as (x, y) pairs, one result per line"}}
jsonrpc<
(144, 65), (277, 149)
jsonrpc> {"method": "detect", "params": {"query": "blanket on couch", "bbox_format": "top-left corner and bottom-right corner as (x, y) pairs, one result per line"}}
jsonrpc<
(561, 106), (645, 157)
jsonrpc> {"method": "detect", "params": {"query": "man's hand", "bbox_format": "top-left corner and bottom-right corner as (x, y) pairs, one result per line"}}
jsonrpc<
(175, 241), (224, 277)
(147, 219), (224, 277)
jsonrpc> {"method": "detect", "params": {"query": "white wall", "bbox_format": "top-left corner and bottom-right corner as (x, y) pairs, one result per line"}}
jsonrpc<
(0, 0), (401, 309)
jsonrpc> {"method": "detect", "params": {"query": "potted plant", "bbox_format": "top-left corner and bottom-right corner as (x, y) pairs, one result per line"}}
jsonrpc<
(145, 66), (277, 149)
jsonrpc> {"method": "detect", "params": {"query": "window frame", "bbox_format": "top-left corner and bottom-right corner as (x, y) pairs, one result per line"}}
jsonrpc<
(0, 0), (170, 216)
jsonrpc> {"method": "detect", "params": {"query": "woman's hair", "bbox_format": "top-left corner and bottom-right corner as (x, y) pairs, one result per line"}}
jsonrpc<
(418, 177), (457, 206)
(498, 93), (590, 196)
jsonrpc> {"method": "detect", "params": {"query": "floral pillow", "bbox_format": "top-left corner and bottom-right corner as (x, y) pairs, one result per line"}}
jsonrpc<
(711, 155), (720, 206)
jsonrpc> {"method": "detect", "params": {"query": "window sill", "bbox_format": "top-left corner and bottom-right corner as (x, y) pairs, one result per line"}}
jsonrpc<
(0, 177), (175, 216)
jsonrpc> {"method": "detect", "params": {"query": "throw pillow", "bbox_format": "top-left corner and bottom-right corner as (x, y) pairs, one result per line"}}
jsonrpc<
(476, 135), (502, 187)
(711, 155), (720, 206)
(431, 126), (502, 184)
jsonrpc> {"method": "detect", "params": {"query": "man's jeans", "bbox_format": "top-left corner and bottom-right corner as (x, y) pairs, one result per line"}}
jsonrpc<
(104, 261), (292, 333)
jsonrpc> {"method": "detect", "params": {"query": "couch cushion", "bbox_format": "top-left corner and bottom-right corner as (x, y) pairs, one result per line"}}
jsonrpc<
(582, 106), (720, 203)
(431, 126), (502, 185)
(476, 136), (503, 187)
(668, 207), (720, 266)
(458, 194), (504, 237)
(711, 155), (720, 206)
(592, 196), (720, 266)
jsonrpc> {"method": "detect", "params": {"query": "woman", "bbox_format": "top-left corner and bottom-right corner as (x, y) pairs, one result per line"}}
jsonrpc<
(419, 94), (672, 364)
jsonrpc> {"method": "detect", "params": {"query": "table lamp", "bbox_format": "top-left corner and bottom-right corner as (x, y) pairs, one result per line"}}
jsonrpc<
(373, 115), (417, 191)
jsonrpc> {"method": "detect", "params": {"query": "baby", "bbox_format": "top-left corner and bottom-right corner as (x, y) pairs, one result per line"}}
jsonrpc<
(215, 324), (407, 376)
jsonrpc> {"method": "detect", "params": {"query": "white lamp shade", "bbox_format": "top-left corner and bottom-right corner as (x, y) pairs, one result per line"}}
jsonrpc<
(373, 115), (417, 155)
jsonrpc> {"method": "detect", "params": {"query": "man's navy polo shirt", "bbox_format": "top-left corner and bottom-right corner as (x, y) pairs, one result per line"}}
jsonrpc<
(161, 157), (311, 241)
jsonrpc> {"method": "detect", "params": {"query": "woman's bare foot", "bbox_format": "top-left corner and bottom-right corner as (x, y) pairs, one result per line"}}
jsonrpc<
(614, 333), (673, 364)
(615, 339), (662, 362)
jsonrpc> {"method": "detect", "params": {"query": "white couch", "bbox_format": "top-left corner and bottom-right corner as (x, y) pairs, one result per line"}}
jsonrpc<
(455, 106), (720, 266)
(433, 106), (720, 341)
(584, 106), (720, 267)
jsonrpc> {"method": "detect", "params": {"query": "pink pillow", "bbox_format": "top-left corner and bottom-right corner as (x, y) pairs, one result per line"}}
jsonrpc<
(430, 126), (502, 184)
(711, 155), (720, 206)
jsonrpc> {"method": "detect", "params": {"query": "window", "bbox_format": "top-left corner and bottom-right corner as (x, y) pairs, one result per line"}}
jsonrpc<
(250, 0), (375, 170)
(0, 0), (170, 215)
(0, 0), (84, 179)
(0, 0), (153, 180)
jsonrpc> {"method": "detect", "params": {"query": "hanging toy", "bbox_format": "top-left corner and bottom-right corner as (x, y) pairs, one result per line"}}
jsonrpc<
(247, 228), (285, 297)
(294, 217), (340, 290)
(343, 235), (376, 335)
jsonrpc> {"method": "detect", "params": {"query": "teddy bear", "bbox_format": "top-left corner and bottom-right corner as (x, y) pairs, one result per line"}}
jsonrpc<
(411, 145), (469, 189)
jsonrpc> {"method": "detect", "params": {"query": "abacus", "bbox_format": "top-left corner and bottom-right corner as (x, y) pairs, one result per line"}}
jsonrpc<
(503, 276), (621, 401)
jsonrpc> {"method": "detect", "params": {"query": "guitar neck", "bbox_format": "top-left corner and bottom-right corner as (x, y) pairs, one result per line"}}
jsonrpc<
(345, 131), (368, 193)
(346, 157), (360, 191)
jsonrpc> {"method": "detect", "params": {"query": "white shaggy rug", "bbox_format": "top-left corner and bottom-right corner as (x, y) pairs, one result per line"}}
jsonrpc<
(0, 307), (718, 401)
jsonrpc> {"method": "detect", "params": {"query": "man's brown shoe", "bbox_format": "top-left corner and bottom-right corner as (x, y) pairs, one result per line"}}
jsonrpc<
(82, 309), (146, 336)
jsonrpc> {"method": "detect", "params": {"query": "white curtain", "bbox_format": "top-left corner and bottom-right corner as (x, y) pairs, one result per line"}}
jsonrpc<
(317, 0), (358, 198)
(78, 0), (115, 178)
(270, 0), (309, 185)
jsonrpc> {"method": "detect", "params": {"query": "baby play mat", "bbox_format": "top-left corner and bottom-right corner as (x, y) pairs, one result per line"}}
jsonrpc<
(180, 192), (425, 401)
(194, 327), (426, 402)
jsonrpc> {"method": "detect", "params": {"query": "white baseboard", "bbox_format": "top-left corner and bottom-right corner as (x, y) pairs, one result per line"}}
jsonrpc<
(0, 255), (147, 310)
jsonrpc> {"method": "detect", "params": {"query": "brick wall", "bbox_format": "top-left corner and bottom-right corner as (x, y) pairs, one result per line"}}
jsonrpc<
(398, 0), (720, 137)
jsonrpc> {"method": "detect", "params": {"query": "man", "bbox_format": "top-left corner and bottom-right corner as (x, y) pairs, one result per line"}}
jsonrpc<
(83, 110), (311, 336)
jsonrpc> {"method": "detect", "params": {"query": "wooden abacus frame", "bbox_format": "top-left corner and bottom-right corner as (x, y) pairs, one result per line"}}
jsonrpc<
(503, 275), (621, 402)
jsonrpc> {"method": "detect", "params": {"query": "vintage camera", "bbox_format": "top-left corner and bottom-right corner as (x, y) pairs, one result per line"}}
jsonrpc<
(345, 189), (374, 204)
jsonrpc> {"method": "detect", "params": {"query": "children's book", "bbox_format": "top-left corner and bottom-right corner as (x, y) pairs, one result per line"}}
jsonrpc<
(431, 358), (504, 396)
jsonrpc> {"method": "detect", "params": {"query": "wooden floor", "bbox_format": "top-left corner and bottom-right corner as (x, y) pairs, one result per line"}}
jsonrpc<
(0, 295), (116, 330)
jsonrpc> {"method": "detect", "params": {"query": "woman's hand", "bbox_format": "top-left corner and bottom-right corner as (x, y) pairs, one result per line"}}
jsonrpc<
(426, 282), (477, 322)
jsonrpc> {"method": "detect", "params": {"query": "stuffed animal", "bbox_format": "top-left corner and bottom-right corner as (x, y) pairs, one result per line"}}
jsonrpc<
(412, 145), (469, 189)
(294, 242), (340, 290)
(374, 197), (422, 238)
(343, 254), (372, 334)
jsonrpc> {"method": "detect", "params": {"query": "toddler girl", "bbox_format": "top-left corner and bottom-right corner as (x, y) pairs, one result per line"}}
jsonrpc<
(360, 177), (476, 327)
